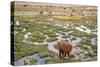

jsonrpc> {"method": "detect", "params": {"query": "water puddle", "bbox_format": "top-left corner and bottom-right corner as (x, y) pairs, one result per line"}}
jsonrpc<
(24, 32), (32, 40)
(15, 53), (52, 66)
(22, 28), (26, 32)
(16, 20), (20, 25)
(91, 38), (97, 45)
(76, 25), (91, 34)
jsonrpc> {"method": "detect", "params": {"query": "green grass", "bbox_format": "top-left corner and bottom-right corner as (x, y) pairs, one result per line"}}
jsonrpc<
(14, 43), (49, 60)
(30, 58), (36, 65)
(44, 60), (56, 64)
(14, 26), (23, 31)
(46, 37), (58, 42)
(91, 45), (97, 51)
(80, 39), (91, 46)
(69, 29), (89, 37)
(47, 33), (58, 37)
(14, 32), (24, 43)
(26, 32), (46, 43)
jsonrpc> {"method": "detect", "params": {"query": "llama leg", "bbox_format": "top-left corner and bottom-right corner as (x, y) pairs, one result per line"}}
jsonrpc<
(67, 52), (70, 57)
(59, 49), (62, 59)
(64, 52), (66, 57)
(62, 51), (65, 60)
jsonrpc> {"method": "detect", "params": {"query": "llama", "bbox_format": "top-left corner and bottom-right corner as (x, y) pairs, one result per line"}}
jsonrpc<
(58, 40), (73, 59)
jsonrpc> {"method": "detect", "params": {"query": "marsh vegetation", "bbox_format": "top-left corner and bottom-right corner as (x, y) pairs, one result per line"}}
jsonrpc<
(13, 15), (97, 66)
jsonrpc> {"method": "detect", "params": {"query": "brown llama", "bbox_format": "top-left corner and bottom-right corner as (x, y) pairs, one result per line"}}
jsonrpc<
(58, 41), (73, 59)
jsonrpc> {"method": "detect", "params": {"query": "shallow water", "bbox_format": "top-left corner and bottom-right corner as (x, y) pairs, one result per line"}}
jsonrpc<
(24, 32), (32, 40)
(47, 41), (59, 54)
(15, 54), (52, 66)
(16, 20), (20, 25)
(22, 28), (26, 32)
(91, 38), (97, 45)
(76, 26), (91, 34)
